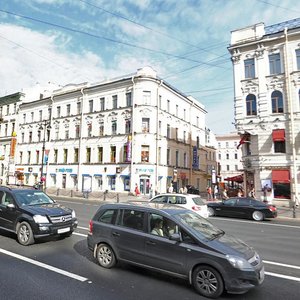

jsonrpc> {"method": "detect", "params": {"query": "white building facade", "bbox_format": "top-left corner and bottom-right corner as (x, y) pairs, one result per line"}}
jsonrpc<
(6, 67), (212, 195)
(228, 18), (300, 205)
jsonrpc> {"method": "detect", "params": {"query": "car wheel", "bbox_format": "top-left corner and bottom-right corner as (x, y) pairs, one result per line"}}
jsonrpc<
(16, 221), (35, 246)
(192, 265), (224, 299)
(252, 211), (264, 221)
(96, 243), (116, 268)
(208, 207), (215, 217)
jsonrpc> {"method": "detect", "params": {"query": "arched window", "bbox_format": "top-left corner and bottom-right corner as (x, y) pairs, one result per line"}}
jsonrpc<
(246, 94), (257, 116)
(271, 90), (283, 113)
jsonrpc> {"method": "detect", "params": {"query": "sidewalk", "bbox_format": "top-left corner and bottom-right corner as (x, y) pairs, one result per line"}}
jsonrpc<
(47, 190), (300, 220)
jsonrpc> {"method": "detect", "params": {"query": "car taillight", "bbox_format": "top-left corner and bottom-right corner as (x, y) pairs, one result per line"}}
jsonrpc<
(268, 205), (277, 212)
(89, 220), (93, 233)
(192, 206), (202, 211)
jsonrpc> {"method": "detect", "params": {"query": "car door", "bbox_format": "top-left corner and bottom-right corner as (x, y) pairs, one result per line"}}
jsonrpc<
(0, 191), (18, 231)
(234, 198), (251, 218)
(144, 213), (186, 275)
(215, 198), (239, 217)
(112, 208), (146, 264)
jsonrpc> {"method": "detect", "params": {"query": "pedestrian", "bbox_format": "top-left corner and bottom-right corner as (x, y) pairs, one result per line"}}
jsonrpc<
(213, 185), (218, 199)
(149, 184), (154, 199)
(248, 187), (255, 198)
(222, 188), (229, 200)
(207, 186), (212, 200)
(168, 184), (173, 193)
(179, 187), (184, 194)
(135, 184), (140, 196)
(237, 189), (243, 197)
(183, 186), (188, 194)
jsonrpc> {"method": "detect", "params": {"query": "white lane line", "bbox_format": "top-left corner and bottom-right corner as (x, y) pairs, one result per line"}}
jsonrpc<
(0, 248), (88, 282)
(73, 232), (88, 237)
(263, 260), (300, 270)
(265, 272), (300, 282)
(210, 217), (300, 229)
(77, 226), (89, 230)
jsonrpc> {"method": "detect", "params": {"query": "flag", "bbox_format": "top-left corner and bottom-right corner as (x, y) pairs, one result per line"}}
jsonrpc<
(237, 133), (250, 149)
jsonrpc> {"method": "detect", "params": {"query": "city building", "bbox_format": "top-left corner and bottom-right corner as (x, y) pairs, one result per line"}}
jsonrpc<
(228, 18), (300, 205)
(1, 67), (216, 195)
(216, 133), (243, 185)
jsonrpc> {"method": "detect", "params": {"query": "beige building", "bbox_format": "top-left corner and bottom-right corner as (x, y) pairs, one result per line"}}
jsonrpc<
(0, 67), (217, 195)
(228, 18), (300, 205)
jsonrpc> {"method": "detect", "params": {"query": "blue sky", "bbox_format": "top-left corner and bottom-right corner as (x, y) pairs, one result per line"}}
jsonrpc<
(0, 0), (299, 134)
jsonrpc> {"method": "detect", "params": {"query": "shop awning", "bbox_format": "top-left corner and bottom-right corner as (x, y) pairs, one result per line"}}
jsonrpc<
(224, 174), (243, 183)
(272, 129), (285, 142)
(93, 174), (102, 177)
(272, 170), (290, 183)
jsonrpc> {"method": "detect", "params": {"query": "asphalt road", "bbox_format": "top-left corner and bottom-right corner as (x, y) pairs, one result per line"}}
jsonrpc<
(0, 198), (299, 300)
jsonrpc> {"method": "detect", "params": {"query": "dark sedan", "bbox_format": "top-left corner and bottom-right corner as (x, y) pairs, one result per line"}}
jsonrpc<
(207, 197), (277, 221)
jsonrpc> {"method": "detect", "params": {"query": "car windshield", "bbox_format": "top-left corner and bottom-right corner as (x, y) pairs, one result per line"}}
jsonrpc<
(191, 196), (206, 205)
(174, 211), (224, 240)
(14, 191), (55, 206)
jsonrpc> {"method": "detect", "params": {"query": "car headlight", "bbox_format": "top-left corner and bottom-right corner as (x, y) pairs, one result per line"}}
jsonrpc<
(33, 215), (49, 224)
(71, 210), (76, 218)
(226, 255), (253, 271)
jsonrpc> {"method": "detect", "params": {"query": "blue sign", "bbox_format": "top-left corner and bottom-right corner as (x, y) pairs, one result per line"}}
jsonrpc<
(192, 146), (199, 169)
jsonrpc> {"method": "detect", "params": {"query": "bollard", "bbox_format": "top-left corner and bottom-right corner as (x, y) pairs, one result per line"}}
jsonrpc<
(56, 188), (60, 196)
(293, 205), (296, 218)
(117, 193), (119, 203)
(103, 192), (106, 201)
(71, 190), (74, 198)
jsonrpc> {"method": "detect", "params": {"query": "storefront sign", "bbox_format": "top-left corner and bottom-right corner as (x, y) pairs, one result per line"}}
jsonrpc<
(56, 168), (73, 173)
(192, 146), (199, 169)
(137, 168), (154, 174)
(126, 136), (132, 162)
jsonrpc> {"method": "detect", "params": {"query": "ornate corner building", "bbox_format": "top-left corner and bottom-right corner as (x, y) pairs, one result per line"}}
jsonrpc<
(228, 18), (300, 205)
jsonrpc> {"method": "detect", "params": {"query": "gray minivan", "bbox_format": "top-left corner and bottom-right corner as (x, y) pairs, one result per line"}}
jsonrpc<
(87, 202), (264, 299)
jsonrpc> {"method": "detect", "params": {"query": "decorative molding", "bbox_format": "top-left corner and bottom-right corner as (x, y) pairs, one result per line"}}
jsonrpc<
(231, 48), (241, 63)
(255, 43), (265, 58)
(241, 79), (259, 94)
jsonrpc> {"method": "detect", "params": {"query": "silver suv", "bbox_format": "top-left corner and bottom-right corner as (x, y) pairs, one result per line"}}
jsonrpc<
(87, 202), (264, 299)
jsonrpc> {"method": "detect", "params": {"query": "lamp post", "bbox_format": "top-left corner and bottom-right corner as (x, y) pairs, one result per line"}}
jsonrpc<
(39, 120), (51, 190)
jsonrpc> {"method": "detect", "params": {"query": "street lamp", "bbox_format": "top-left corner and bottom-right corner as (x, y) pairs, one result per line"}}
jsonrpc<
(39, 120), (51, 190)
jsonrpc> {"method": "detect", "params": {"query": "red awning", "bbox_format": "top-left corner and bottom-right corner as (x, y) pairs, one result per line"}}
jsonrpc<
(224, 174), (243, 183)
(272, 129), (285, 142)
(272, 170), (290, 183)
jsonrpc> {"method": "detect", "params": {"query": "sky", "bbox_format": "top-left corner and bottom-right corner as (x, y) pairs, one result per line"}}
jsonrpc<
(0, 0), (299, 135)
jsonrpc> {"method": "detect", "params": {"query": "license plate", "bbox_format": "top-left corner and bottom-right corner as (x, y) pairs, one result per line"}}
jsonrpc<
(57, 227), (70, 234)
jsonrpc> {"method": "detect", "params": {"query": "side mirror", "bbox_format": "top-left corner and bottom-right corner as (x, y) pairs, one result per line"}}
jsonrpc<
(169, 233), (182, 242)
(7, 203), (15, 209)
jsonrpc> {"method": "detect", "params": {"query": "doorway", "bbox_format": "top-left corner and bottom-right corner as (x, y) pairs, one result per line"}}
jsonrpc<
(139, 177), (150, 195)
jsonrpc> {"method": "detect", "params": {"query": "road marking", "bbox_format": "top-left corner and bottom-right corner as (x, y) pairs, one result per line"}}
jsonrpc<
(265, 271), (300, 282)
(210, 217), (300, 229)
(77, 226), (89, 230)
(73, 232), (88, 237)
(263, 260), (300, 270)
(0, 248), (88, 282)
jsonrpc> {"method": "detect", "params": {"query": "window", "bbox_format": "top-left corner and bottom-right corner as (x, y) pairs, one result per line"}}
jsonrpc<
(57, 106), (61, 118)
(100, 97), (105, 111)
(246, 94), (257, 115)
(64, 149), (68, 163)
(54, 149), (58, 163)
(176, 105), (178, 117)
(111, 120), (117, 135)
(27, 151), (31, 164)
(74, 148), (79, 163)
(218, 153), (221, 160)
(274, 141), (286, 153)
(196, 116), (199, 127)
(4, 124), (8, 136)
(297, 49), (300, 70)
(175, 128), (178, 140)
(167, 124), (170, 138)
(143, 91), (151, 105)
(197, 136), (200, 148)
(142, 118), (150, 133)
(167, 100), (170, 112)
(126, 92), (132, 107)
(65, 130), (69, 139)
(184, 152), (187, 168)
(183, 131), (186, 143)
(110, 146), (116, 163)
(125, 119), (131, 134)
(234, 153), (238, 159)
(88, 123), (92, 137)
(36, 150), (40, 164)
(29, 132), (32, 143)
(99, 122), (104, 136)
(31, 112), (34, 122)
(112, 95), (118, 109)
(175, 150), (179, 167)
(271, 90), (284, 113)
(141, 145), (149, 162)
(86, 147), (91, 163)
(123, 145), (127, 162)
(158, 147), (161, 164)
(183, 109), (186, 120)
(158, 121), (162, 135)
(89, 100), (93, 113)
(6, 105), (9, 115)
(98, 147), (103, 163)
(167, 148), (170, 165)
(244, 58), (255, 78)
(159, 95), (162, 109)
(121, 209), (144, 231)
(23, 114), (26, 123)
(226, 153), (229, 159)
(98, 209), (118, 224)
(77, 102), (81, 114)
(269, 53), (281, 74)
(48, 108), (52, 119)
(75, 124), (80, 138)
(227, 165), (230, 171)
(19, 151), (23, 164)
(39, 110), (43, 121)
(66, 104), (71, 116)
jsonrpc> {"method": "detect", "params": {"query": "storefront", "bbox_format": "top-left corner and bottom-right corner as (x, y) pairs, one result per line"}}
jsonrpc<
(272, 169), (290, 199)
